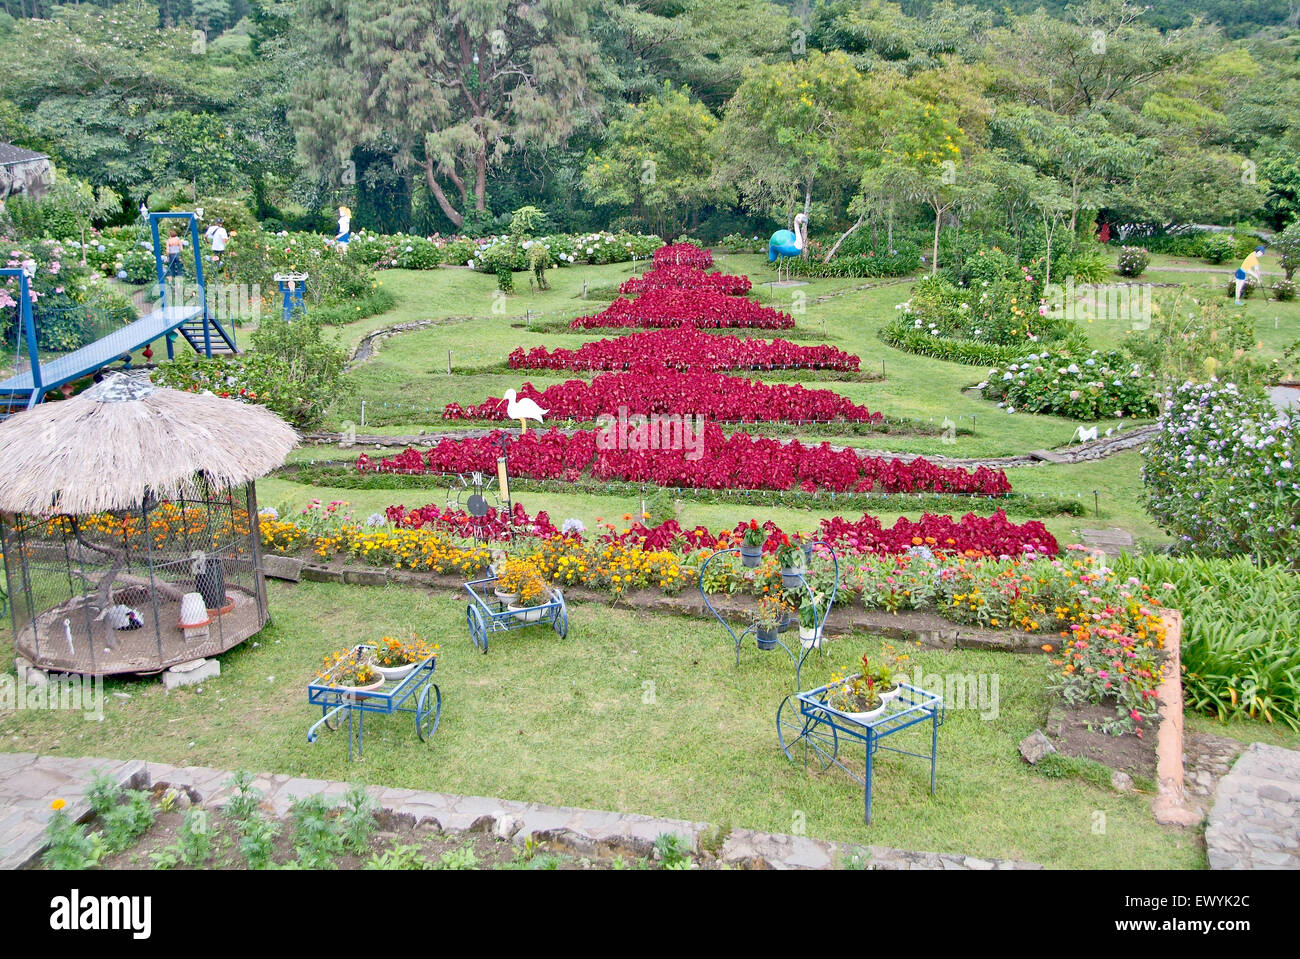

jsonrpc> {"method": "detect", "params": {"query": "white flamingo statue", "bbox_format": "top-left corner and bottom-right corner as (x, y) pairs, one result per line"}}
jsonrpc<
(503, 389), (547, 434)
(767, 212), (809, 284)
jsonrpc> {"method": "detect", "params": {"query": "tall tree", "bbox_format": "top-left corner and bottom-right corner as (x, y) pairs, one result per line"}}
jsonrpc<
(292, 0), (600, 229)
(580, 83), (730, 236)
(713, 50), (872, 227)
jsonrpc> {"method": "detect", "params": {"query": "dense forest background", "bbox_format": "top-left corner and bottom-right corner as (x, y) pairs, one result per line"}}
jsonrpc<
(1, 0), (1297, 242)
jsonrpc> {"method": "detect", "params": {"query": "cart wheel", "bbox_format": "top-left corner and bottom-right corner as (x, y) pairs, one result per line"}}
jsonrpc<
(467, 604), (487, 654)
(777, 694), (837, 770)
(323, 705), (346, 731)
(416, 683), (442, 742)
(552, 590), (568, 639)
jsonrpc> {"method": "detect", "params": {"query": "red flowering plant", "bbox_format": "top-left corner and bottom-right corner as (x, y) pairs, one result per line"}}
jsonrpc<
(652, 242), (713, 269)
(620, 264), (751, 296)
(741, 519), (765, 548)
(358, 427), (1012, 497)
(569, 289), (793, 330)
(508, 328), (859, 373)
(443, 362), (882, 425)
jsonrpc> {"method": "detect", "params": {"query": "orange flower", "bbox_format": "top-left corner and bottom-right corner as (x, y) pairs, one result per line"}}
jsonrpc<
(51, 798), (66, 811)
(1041, 644), (1054, 652)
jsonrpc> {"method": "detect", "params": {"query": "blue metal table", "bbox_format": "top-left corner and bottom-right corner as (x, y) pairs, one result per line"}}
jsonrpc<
(698, 541), (838, 690)
(463, 575), (568, 653)
(777, 681), (944, 824)
(307, 645), (441, 761)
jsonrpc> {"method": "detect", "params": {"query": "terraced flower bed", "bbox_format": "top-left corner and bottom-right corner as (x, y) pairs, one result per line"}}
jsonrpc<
(442, 362), (881, 424)
(508, 327), (860, 372)
(570, 289), (793, 330)
(356, 428), (1013, 495)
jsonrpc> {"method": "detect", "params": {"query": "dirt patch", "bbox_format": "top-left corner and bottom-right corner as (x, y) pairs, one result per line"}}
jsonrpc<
(1046, 701), (1157, 781)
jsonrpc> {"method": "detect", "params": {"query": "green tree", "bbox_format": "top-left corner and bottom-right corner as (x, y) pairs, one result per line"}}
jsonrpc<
(713, 51), (872, 226)
(292, 0), (599, 230)
(581, 84), (729, 236)
(46, 172), (122, 265)
(149, 113), (244, 198)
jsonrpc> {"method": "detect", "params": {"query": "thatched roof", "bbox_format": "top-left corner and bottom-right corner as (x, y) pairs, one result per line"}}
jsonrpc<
(0, 374), (298, 515)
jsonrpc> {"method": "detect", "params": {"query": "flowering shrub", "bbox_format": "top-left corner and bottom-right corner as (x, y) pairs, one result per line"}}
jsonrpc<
(1273, 279), (1296, 301)
(1, 238), (134, 351)
(1141, 380), (1298, 565)
(358, 427), (1012, 496)
(620, 264), (751, 296)
(444, 361), (882, 424)
(980, 349), (1160, 420)
(508, 327), (859, 372)
(1116, 246), (1149, 277)
(652, 242), (713, 269)
(896, 271), (1066, 348)
(385, 501), (562, 541)
(570, 289), (793, 330)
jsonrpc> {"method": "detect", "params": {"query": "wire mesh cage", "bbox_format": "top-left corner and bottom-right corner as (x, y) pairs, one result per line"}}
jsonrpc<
(1, 475), (270, 676)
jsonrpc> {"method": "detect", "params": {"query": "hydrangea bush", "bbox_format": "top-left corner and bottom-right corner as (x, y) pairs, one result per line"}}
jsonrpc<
(1141, 380), (1298, 565)
(980, 349), (1160, 420)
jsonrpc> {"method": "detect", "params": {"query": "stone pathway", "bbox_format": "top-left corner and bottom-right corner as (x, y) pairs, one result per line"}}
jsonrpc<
(1183, 732), (1245, 820)
(1204, 743), (1300, 870)
(0, 752), (1041, 870)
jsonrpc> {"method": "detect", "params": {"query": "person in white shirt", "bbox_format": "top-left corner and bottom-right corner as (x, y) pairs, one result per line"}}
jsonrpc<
(335, 206), (351, 253)
(204, 219), (229, 268)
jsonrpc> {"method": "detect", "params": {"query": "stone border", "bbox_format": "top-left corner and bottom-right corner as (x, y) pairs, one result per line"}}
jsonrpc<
(0, 753), (1041, 870)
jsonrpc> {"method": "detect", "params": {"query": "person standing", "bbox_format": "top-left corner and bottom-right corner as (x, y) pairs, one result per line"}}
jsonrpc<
(204, 218), (228, 269)
(1234, 245), (1265, 303)
(166, 230), (184, 278)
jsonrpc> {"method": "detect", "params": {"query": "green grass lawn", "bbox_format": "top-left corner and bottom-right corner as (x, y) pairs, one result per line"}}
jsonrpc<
(0, 579), (1206, 870)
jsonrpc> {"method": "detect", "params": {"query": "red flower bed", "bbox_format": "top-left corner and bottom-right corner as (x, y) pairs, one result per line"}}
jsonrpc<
(569, 289), (793, 330)
(652, 242), (713, 269)
(385, 501), (563, 541)
(816, 510), (1058, 557)
(620, 264), (751, 296)
(443, 361), (881, 424)
(357, 427), (1011, 496)
(508, 328), (859, 373)
(601, 512), (1057, 558)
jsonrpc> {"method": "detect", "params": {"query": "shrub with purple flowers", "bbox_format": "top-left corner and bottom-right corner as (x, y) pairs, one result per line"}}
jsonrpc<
(1141, 380), (1298, 566)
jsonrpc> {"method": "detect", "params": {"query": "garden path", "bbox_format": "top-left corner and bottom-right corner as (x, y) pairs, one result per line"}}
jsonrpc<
(1204, 743), (1300, 870)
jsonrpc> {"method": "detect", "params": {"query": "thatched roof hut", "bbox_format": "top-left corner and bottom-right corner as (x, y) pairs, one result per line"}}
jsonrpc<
(0, 374), (298, 515)
(0, 374), (299, 676)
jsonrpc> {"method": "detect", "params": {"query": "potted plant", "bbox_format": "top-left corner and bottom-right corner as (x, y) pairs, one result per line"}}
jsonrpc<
(777, 589), (800, 632)
(793, 532), (815, 566)
(753, 595), (792, 650)
(871, 643), (909, 701)
(493, 557), (532, 604)
(826, 668), (885, 722)
(740, 520), (765, 568)
(798, 598), (823, 649)
(508, 569), (553, 623)
(373, 633), (438, 681)
(774, 535), (805, 589)
(319, 648), (384, 700)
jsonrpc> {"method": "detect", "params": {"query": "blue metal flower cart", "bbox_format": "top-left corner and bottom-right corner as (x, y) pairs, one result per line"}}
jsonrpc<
(777, 680), (944, 824)
(307, 644), (441, 761)
(697, 540), (838, 690)
(463, 575), (568, 653)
